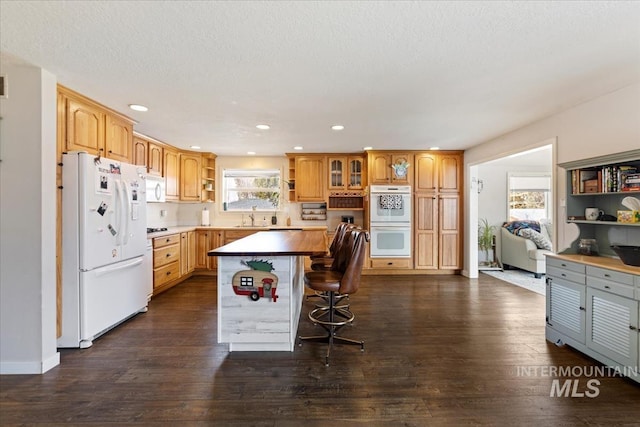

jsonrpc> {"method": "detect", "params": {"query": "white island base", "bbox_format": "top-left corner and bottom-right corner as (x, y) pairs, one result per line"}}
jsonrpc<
(217, 255), (305, 351)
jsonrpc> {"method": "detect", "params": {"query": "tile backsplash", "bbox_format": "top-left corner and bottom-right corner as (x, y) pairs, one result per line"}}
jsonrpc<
(145, 202), (363, 230)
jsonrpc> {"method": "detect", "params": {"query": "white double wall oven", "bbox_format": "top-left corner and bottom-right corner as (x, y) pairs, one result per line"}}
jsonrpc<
(369, 185), (412, 258)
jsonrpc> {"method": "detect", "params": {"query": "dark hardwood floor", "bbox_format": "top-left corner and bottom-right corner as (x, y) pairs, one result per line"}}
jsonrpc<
(2, 274), (639, 426)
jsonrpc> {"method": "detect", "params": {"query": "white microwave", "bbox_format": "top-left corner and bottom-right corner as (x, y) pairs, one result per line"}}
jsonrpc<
(145, 175), (166, 202)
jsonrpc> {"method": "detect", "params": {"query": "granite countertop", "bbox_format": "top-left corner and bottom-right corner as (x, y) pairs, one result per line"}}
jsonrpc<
(146, 225), (327, 239)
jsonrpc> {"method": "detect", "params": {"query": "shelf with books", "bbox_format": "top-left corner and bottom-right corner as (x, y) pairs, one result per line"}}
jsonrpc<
(569, 163), (639, 195)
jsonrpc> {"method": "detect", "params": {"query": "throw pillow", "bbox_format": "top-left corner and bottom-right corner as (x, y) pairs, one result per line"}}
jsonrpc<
(517, 228), (552, 251)
(503, 220), (541, 234)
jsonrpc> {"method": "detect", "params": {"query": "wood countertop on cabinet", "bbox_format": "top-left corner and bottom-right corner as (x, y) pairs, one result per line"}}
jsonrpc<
(208, 230), (328, 257)
(546, 253), (640, 275)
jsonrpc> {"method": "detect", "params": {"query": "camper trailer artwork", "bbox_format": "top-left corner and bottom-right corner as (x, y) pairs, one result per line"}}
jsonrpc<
(231, 259), (279, 302)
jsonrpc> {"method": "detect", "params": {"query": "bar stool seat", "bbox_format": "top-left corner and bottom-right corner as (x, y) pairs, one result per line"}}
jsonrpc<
(299, 229), (369, 366)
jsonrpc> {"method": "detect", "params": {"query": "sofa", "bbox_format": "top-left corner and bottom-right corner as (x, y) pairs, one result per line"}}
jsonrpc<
(500, 220), (553, 278)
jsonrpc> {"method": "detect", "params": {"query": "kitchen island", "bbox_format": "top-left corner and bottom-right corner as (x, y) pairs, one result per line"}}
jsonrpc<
(208, 230), (327, 351)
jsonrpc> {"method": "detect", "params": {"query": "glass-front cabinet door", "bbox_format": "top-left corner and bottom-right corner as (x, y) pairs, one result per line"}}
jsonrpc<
(348, 156), (363, 189)
(329, 157), (345, 189)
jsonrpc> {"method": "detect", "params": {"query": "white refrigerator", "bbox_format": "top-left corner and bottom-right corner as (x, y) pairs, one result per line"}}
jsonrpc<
(59, 152), (149, 348)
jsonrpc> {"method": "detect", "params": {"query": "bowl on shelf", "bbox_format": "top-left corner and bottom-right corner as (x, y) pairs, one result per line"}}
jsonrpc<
(610, 245), (640, 267)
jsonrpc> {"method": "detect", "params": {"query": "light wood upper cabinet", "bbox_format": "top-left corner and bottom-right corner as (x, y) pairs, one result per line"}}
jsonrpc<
(328, 155), (364, 190)
(415, 153), (437, 192)
(295, 156), (326, 202)
(148, 142), (163, 176)
(65, 97), (105, 155)
(180, 152), (202, 201)
(105, 114), (133, 162)
(439, 153), (462, 193)
(133, 136), (148, 167)
(369, 152), (392, 184)
(415, 152), (462, 193)
(164, 147), (180, 201)
(60, 86), (135, 163)
(368, 151), (413, 185)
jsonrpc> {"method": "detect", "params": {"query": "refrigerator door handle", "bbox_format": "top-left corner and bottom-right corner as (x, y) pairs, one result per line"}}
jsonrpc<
(113, 180), (122, 245)
(121, 179), (131, 245)
(93, 257), (143, 277)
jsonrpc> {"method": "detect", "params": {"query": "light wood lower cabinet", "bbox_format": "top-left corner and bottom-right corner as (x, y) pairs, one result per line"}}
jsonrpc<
(414, 193), (461, 270)
(153, 234), (182, 293)
(195, 230), (223, 271)
(180, 231), (196, 275)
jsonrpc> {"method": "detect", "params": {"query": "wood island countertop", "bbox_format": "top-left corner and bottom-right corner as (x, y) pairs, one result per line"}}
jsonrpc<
(208, 230), (328, 257)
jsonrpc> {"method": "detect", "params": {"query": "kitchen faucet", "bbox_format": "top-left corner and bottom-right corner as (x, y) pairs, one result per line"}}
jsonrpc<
(249, 206), (257, 226)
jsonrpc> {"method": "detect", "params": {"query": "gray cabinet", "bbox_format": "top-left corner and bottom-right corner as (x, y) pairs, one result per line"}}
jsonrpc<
(545, 255), (639, 384)
(546, 258), (586, 344)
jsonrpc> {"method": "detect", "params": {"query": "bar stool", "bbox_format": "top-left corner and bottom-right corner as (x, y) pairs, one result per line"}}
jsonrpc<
(309, 222), (357, 271)
(298, 229), (369, 366)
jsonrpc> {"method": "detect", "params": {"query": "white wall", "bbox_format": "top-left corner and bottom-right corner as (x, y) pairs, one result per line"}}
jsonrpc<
(478, 147), (552, 230)
(464, 83), (640, 277)
(0, 58), (59, 373)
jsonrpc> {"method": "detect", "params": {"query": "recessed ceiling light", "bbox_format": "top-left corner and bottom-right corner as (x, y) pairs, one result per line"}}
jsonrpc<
(430, 146), (440, 150)
(293, 146), (303, 150)
(256, 124), (270, 130)
(363, 146), (373, 150)
(247, 151), (256, 155)
(128, 104), (148, 112)
(190, 145), (201, 150)
(331, 125), (344, 131)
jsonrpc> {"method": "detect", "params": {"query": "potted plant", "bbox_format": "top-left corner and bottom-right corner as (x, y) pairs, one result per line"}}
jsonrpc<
(478, 218), (496, 268)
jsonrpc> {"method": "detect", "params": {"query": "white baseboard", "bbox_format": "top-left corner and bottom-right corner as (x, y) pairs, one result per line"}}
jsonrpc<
(0, 352), (60, 374)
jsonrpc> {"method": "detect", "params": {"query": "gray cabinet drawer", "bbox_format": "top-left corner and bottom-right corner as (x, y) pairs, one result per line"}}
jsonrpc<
(586, 265), (634, 286)
(547, 257), (586, 274)
(547, 265), (585, 285)
(587, 276), (635, 299)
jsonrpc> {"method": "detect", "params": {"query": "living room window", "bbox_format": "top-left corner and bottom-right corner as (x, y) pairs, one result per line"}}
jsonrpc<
(508, 173), (551, 221)
(222, 169), (281, 211)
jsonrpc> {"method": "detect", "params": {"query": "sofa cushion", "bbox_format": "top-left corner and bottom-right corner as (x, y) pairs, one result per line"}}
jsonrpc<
(528, 248), (550, 260)
(503, 220), (541, 234)
(517, 227), (552, 250)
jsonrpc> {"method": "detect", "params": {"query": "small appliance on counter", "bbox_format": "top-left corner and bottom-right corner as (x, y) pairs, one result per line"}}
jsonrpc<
(341, 215), (354, 224)
(147, 227), (168, 233)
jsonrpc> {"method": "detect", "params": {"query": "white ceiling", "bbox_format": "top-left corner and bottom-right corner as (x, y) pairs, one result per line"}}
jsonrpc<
(1, 1), (639, 156)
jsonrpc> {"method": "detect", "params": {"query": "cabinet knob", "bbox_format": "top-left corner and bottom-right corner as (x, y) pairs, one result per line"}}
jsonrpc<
(166, 271), (171, 276)
(630, 325), (638, 331)
(579, 306), (585, 311)
(166, 253), (171, 257)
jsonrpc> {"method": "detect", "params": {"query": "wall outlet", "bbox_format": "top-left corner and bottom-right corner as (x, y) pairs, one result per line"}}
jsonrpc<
(160, 209), (167, 217)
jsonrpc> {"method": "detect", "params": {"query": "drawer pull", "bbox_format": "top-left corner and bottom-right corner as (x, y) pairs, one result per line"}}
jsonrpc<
(166, 253), (172, 257)
(166, 271), (171, 276)
(561, 273), (566, 277)
(604, 285), (610, 289)
(561, 263), (567, 267)
(604, 274), (611, 278)
(630, 325), (638, 331)
(387, 262), (393, 266)
(579, 306), (585, 311)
